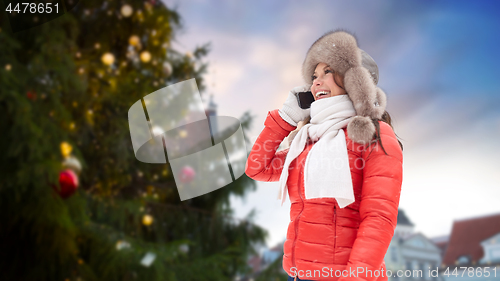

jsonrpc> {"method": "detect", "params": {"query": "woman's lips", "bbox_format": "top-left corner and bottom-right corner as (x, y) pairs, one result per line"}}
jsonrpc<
(315, 90), (330, 99)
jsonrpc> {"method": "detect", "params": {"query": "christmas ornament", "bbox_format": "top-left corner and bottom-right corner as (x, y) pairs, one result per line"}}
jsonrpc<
(121, 4), (133, 17)
(56, 169), (79, 198)
(116, 240), (131, 250)
(101, 52), (115, 66)
(179, 166), (195, 183)
(178, 244), (189, 253)
(128, 35), (141, 47)
(60, 142), (73, 157)
(62, 155), (82, 174)
(142, 214), (153, 226)
(162, 61), (172, 77)
(26, 91), (37, 100)
(5, 64), (11, 71)
(140, 51), (151, 63)
(140, 252), (156, 267)
(94, 43), (101, 49)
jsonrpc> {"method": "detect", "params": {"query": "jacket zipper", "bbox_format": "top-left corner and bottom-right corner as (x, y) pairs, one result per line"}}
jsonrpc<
(291, 147), (307, 271)
(333, 204), (337, 264)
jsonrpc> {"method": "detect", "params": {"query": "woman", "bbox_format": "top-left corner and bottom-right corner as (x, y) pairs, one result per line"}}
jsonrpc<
(245, 30), (403, 281)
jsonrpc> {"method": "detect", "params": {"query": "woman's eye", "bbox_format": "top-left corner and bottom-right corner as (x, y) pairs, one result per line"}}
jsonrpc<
(311, 75), (317, 80)
(325, 69), (332, 74)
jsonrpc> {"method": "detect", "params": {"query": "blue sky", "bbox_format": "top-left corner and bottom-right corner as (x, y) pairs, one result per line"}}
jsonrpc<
(164, 0), (500, 247)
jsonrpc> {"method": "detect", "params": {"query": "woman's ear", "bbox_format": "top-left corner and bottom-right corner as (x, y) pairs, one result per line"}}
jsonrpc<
(334, 71), (346, 91)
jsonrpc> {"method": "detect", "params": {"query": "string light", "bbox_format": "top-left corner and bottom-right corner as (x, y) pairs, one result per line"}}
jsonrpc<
(140, 51), (151, 63)
(142, 214), (153, 226)
(121, 4), (133, 17)
(129, 35), (140, 47)
(101, 52), (115, 65)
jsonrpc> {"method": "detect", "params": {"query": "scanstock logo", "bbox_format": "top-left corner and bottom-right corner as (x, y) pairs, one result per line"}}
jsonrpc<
(128, 79), (247, 201)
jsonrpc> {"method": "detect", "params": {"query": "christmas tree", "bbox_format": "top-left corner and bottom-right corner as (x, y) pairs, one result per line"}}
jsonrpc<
(0, 1), (267, 280)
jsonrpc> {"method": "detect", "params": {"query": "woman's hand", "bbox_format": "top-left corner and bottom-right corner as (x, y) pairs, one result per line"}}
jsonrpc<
(278, 85), (311, 126)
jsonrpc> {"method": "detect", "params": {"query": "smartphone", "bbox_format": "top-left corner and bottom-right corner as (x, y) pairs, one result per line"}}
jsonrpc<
(297, 91), (315, 109)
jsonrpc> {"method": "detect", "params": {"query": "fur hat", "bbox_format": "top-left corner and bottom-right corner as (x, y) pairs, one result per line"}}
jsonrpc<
(301, 30), (387, 144)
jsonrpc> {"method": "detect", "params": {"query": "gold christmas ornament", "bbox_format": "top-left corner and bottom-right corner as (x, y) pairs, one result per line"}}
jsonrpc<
(142, 214), (153, 226)
(5, 64), (11, 71)
(60, 142), (73, 157)
(129, 35), (140, 47)
(140, 51), (151, 63)
(121, 4), (133, 17)
(94, 43), (101, 49)
(101, 52), (115, 65)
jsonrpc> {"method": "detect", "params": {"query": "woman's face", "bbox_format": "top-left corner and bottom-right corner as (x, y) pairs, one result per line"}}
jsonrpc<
(310, 62), (347, 101)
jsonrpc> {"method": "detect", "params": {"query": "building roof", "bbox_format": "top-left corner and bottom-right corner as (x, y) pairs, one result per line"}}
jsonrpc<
(397, 209), (414, 226)
(442, 212), (500, 266)
(430, 235), (449, 257)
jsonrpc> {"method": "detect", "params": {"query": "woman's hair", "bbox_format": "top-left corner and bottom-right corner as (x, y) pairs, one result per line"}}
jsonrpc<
(372, 111), (404, 153)
(288, 71), (403, 152)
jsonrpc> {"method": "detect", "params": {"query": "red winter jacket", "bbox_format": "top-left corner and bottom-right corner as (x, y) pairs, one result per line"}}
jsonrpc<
(245, 109), (403, 281)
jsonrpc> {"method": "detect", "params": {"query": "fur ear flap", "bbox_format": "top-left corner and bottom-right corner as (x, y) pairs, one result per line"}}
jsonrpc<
(344, 66), (377, 116)
(347, 116), (375, 144)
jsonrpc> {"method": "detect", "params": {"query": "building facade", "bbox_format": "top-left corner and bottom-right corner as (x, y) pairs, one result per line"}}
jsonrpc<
(385, 209), (443, 281)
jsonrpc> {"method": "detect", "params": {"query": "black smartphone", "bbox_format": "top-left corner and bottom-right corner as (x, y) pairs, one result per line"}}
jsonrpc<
(297, 91), (315, 109)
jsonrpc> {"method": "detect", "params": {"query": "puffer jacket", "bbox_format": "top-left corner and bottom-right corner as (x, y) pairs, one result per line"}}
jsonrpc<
(245, 109), (403, 281)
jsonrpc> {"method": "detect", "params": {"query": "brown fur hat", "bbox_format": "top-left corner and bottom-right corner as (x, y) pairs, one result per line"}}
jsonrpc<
(301, 30), (387, 144)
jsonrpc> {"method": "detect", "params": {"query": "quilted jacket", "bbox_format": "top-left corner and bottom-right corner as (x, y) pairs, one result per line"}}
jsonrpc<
(245, 109), (403, 281)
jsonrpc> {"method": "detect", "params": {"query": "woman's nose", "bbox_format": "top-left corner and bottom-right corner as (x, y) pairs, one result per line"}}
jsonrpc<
(314, 77), (323, 86)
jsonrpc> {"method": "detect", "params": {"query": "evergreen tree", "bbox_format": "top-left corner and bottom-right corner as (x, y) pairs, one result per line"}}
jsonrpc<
(0, 1), (266, 280)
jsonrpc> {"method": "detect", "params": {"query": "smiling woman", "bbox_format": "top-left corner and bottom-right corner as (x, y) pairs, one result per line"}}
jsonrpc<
(245, 30), (404, 281)
(311, 63), (347, 100)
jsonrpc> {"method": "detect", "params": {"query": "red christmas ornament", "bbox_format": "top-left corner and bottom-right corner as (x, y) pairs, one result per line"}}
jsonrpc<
(55, 169), (79, 198)
(179, 166), (195, 183)
(26, 91), (37, 100)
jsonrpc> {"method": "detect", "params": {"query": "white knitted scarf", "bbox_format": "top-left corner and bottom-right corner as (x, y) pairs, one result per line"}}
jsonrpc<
(278, 95), (357, 207)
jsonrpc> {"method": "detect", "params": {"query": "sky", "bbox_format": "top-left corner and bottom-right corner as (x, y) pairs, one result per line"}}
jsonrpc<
(163, 0), (500, 248)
